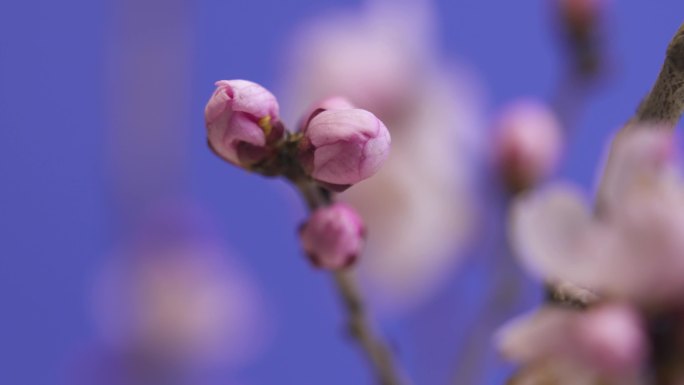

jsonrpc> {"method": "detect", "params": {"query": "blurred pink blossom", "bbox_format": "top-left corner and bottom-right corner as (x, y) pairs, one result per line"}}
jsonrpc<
(493, 99), (563, 191)
(497, 304), (647, 381)
(280, 0), (484, 313)
(91, 202), (271, 370)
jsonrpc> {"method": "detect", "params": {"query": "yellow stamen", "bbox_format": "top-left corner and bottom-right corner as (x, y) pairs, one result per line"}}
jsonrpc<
(258, 116), (273, 136)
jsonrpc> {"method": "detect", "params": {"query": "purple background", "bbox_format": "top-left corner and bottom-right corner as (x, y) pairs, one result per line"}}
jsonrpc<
(2, 1), (683, 384)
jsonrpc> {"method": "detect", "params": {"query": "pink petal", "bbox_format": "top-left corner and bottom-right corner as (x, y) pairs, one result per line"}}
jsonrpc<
(298, 96), (356, 131)
(510, 183), (594, 283)
(218, 79), (280, 119)
(596, 128), (675, 215)
(306, 109), (390, 185)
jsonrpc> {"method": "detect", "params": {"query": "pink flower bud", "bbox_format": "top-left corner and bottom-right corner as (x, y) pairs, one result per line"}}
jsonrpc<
(494, 100), (563, 191)
(299, 203), (366, 270)
(298, 101), (391, 191)
(205, 80), (284, 167)
(575, 304), (647, 375)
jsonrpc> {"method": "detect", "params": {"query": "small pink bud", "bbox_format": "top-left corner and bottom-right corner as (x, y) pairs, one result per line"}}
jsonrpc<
(205, 80), (284, 167)
(559, 0), (606, 30)
(299, 203), (366, 270)
(298, 100), (391, 191)
(494, 100), (563, 191)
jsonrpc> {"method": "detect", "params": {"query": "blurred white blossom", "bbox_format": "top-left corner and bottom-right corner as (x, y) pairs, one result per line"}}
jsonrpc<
(501, 128), (684, 382)
(497, 304), (648, 383)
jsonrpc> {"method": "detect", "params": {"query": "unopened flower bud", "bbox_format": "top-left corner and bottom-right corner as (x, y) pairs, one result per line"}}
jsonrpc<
(299, 203), (366, 270)
(557, 0), (608, 76)
(298, 100), (391, 191)
(205, 80), (284, 167)
(559, 0), (605, 31)
(494, 100), (563, 192)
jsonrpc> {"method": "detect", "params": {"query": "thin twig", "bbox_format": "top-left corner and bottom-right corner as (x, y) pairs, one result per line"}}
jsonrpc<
(295, 179), (407, 385)
(448, 192), (528, 385)
(333, 271), (407, 385)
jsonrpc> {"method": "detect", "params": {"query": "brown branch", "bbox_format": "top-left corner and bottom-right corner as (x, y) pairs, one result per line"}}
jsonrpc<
(296, 180), (408, 385)
(634, 22), (684, 127)
(596, 22), (684, 211)
(333, 271), (407, 385)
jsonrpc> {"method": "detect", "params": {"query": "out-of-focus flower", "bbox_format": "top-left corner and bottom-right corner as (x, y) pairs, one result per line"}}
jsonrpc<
(575, 304), (648, 373)
(281, 0), (484, 312)
(205, 80), (284, 167)
(497, 304), (648, 379)
(299, 203), (366, 270)
(510, 182), (593, 286)
(92, 202), (270, 370)
(298, 99), (391, 191)
(493, 99), (563, 192)
(502, 128), (684, 383)
(281, 1), (436, 121)
(510, 129), (684, 306)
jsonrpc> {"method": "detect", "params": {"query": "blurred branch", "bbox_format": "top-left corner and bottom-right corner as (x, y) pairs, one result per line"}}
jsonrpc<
(547, 2), (611, 309)
(448, 192), (528, 385)
(550, 0), (609, 132)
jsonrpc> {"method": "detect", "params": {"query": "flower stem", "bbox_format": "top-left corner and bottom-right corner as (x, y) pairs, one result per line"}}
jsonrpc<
(332, 271), (407, 385)
(295, 179), (408, 385)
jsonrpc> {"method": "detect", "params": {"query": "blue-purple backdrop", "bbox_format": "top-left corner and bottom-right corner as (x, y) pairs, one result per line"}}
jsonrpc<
(2, 1), (683, 384)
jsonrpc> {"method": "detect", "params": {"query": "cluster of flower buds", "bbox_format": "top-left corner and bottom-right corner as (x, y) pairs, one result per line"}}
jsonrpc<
(205, 80), (390, 188)
(493, 100), (563, 193)
(205, 80), (389, 270)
